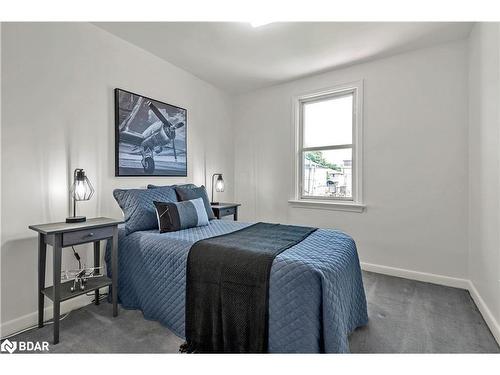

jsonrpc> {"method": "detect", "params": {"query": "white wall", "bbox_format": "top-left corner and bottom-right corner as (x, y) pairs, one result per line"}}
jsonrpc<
(0, 22), (234, 335)
(468, 23), (500, 339)
(233, 40), (470, 280)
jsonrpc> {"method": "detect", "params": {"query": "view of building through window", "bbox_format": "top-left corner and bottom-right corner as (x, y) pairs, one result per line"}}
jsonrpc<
(301, 92), (354, 200)
(303, 149), (352, 198)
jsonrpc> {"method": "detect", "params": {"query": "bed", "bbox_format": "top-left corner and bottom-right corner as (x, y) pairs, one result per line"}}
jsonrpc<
(105, 219), (368, 353)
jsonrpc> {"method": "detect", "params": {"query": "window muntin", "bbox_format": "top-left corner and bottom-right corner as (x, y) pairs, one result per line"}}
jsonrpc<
(299, 88), (357, 201)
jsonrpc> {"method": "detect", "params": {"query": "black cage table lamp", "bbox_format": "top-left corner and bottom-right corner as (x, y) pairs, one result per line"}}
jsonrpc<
(66, 168), (94, 223)
(211, 173), (225, 205)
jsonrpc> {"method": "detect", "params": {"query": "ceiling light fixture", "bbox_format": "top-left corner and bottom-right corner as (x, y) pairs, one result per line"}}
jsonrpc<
(250, 21), (273, 28)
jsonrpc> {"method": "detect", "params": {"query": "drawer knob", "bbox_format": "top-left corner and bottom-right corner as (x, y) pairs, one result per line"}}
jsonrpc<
(87, 232), (95, 237)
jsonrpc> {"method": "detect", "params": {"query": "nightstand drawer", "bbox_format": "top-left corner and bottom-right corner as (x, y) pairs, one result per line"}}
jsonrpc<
(219, 207), (235, 217)
(62, 227), (113, 246)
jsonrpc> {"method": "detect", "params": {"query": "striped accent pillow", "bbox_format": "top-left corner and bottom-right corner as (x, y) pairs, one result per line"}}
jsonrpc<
(154, 198), (209, 233)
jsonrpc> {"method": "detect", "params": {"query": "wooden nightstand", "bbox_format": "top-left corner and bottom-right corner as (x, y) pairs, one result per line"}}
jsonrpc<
(211, 203), (241, 220)
(29, 217), (123, 344)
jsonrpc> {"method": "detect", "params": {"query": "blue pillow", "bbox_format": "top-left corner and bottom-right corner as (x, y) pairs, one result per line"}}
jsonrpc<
(154, 198), (209, 233)
(113, 186), (178, 235)
(174, 185), (216, 220)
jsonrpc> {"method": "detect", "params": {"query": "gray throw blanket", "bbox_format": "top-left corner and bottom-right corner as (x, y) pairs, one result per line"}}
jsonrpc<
(181, 222), (317, 353)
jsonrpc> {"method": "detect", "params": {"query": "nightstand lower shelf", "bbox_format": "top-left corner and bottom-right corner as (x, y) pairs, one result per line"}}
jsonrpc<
(42, 277), (112, 302)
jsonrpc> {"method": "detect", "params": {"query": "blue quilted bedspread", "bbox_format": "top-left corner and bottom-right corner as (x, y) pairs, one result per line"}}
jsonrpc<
(105, 220), (368, 353)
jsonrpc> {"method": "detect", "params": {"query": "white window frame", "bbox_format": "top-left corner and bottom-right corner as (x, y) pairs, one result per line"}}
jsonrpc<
(289, 81), (365, 212)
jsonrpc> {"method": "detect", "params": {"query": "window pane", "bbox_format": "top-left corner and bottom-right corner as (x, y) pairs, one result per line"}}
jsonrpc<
(302, 149), (352, 199)
(303, 94), (353, 148)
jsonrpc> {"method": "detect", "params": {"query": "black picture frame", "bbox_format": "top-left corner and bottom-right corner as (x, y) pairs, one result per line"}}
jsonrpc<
(114, 88), (188, 177)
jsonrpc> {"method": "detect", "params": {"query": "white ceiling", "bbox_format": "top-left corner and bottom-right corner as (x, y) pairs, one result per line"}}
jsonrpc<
(94, 22), (473, 93)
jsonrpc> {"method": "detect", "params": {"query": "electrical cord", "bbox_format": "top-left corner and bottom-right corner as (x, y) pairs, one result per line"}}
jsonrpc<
(0, 312), (71, 341)
(2, 295), (112, 340)
(86, 292), (109, 304)
(71, 246), (82, 269)
(1, 291), (110, 340)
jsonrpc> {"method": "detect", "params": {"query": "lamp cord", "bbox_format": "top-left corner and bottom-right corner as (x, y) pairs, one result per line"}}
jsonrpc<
(0, 312), (71, 340)
(71, 246), (82, 269)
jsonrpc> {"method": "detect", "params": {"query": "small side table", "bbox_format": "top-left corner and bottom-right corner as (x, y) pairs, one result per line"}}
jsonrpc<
(211, 203), (241, 220)
(29, 217), (123, 344)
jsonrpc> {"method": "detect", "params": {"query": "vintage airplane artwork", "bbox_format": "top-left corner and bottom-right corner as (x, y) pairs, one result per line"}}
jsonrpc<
(115, 88), (187, 176)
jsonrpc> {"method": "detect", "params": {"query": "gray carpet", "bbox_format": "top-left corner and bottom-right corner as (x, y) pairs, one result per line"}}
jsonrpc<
(5, 271), (499, 353)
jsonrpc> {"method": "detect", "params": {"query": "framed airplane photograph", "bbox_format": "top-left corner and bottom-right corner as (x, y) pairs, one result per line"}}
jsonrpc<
(114, 88), (187, 176)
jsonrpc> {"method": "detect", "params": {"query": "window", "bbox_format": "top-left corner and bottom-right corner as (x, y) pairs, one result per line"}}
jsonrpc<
(292, 82), (364, 210)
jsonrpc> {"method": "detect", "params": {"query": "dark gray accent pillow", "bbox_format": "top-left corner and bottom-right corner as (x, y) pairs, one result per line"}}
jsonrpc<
(113, 186), (178, 235)
(174, 185), (216, 220)
(154, 198), (209, 233)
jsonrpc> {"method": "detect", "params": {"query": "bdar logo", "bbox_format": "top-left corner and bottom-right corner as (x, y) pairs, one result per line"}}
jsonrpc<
(1, 339), (17, 354)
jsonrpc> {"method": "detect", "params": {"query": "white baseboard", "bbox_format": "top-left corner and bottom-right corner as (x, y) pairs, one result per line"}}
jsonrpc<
(361, 261), (500, 346)
(467, 281), (500, 345)
(361, 262), (470, 289)
(0, 295), (91, 339)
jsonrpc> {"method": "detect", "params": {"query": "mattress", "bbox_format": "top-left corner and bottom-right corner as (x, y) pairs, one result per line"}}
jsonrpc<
(105, 220), (368, 353)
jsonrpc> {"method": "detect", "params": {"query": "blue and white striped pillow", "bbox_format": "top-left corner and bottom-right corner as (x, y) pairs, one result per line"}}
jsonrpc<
(154, 198), (209, 233)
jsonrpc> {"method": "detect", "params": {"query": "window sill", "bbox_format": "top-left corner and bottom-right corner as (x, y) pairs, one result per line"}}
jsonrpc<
(288, 199), (366, 212)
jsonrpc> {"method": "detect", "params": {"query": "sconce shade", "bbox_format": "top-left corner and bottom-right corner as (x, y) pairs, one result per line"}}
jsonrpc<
(71, 169), (94, 201)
